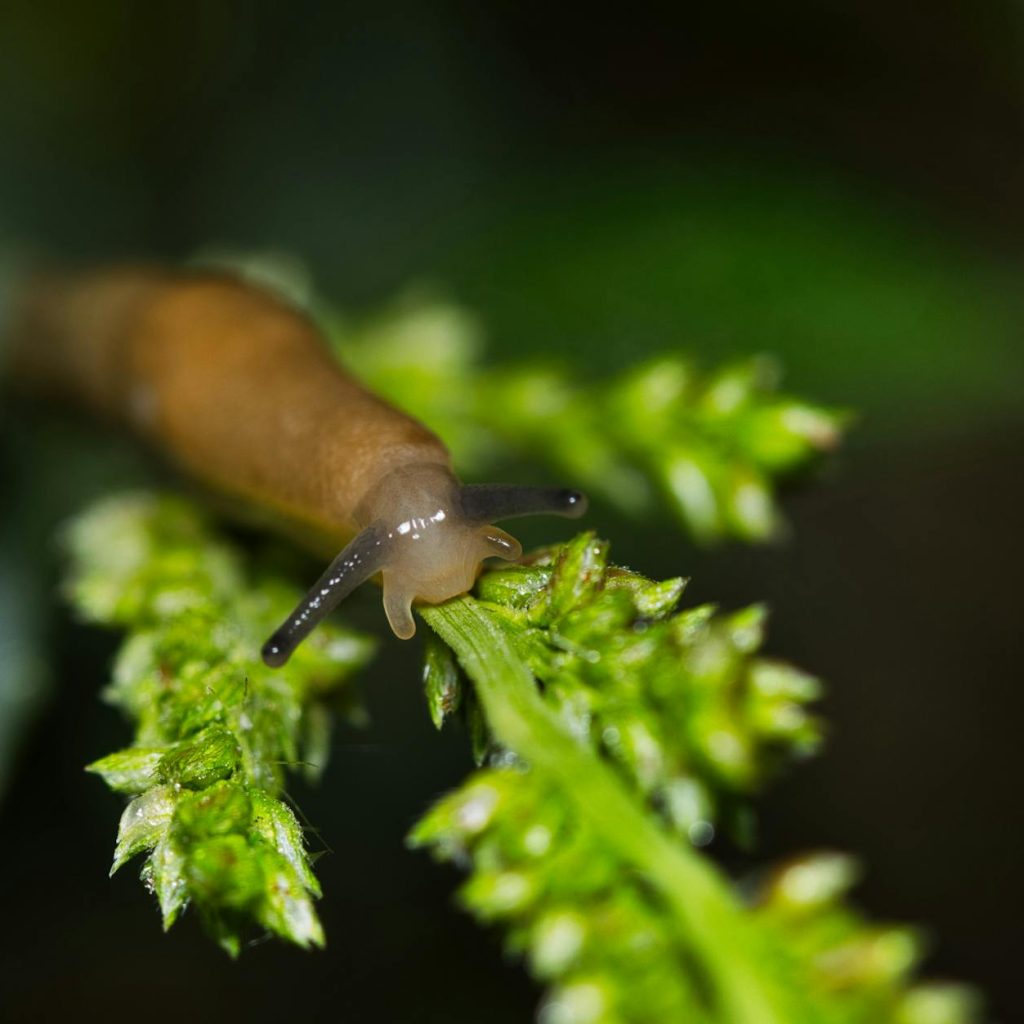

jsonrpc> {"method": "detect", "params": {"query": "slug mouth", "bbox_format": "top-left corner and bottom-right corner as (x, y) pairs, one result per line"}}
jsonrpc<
(261, 483), (588, 668)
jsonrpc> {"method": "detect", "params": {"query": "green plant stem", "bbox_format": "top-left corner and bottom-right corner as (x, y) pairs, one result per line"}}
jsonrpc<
(422, 596), (807, 1024)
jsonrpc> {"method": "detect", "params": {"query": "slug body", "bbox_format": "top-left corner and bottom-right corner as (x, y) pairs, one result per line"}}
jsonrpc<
(9, 267), (587, 664)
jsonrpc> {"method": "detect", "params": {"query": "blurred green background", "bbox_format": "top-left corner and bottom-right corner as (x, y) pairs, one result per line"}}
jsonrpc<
(1, 2), (1022, 1022)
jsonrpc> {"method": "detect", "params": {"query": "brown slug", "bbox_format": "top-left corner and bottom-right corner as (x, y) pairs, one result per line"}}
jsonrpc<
(7, 266), (587, 666)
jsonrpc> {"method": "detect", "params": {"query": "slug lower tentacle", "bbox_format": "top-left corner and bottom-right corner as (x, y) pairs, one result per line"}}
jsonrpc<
(6, 266), (589, 666)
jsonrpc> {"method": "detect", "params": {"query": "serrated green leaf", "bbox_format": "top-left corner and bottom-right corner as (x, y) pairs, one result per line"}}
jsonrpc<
(113, 785), (177, 873)
(257, 852), (325, 949)
(250, 790), (321, 898)
(143, 834), (189, 929)
(423, 631), (462, 730)
(87, 747), (165, 794)
(173, 781), (252, 844)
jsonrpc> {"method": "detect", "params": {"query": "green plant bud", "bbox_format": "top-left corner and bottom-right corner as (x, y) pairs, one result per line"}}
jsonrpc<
(600, 712), (666, 795)
(748, 659), (822, 703)
(554, 588), (639, 644)
(761, 853), (860, 912)
(185, 835), (265, 910)
(462, 868), (540, 919)
(608, 358), (695, 443)
(408, 776), (507, 854)
(700, 359), (770, 418)
(539, 976), (615, 1024)
(691, 712), (755, 788)
(740, 402), (846, 473)
(423, 631), (463, 729)
(529, 533), (610, 627)
(659, 777), (715, 841)
(158, 727), (241, 790)
(618, 574), (687, 620)
(173, 781), (252, 844)
(530, 909), (587, 978)
(662, 445), (723, 543)
(895, 984), (982, 1024)
(476, 563), (553, 608)
(816, 927), (922, 989)
(725, 604), (769, 654)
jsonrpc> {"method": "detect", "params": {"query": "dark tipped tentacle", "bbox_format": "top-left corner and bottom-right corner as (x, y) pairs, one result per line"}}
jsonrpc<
(262, 522), (388, 667)
(459, 484), (588, 523)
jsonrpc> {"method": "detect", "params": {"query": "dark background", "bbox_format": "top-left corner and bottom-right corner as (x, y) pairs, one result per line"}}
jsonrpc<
(1, 2), (1022, 1021)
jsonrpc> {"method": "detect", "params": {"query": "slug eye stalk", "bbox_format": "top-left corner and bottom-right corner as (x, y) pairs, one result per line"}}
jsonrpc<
(262, 482), (589, 668)
(261, 523), (388, 668)
(459, 485), (588, 523)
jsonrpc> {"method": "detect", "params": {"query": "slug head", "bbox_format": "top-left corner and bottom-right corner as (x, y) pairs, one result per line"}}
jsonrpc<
(369, 464), (525, 640)
(261, 464), (587, 667)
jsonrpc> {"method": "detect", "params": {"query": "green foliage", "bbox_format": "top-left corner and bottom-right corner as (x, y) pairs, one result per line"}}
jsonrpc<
(64, 491), (979, 1016)
(754, 855), (981, 1024)
(413, 765), (721, 1023)
(332, 301), (846, 541)
(412, 542), (979, 1024)
(67, 494), (376, 954)
(427, 532), (821, 843)
(414, 768), (977, 1024)
(55, 286), (977, 1020)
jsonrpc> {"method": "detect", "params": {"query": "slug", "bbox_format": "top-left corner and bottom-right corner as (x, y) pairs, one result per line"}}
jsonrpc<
(7, 266), (587, 666)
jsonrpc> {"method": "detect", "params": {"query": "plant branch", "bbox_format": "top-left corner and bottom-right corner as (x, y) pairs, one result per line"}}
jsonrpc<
(335, 300), (848, 543)
(66, 494), (376, 953)
(414, 542), (979, 1024)
(421, 596), (804, 1024)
